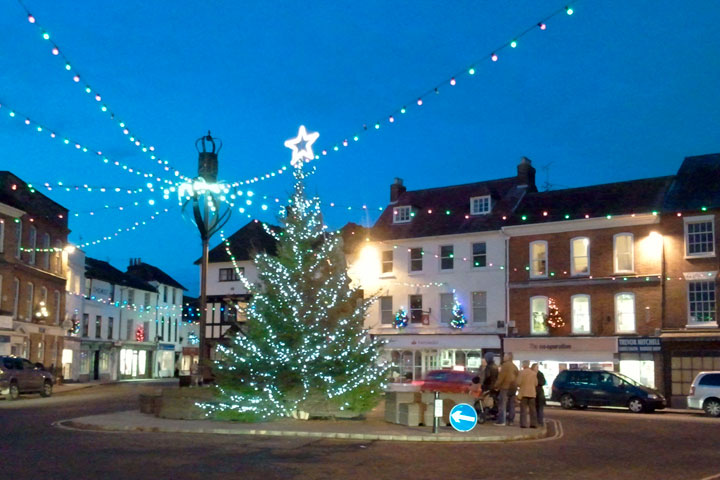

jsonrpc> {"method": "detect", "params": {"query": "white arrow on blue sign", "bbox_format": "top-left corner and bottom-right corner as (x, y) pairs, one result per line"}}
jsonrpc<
(449, 403), (477, 432)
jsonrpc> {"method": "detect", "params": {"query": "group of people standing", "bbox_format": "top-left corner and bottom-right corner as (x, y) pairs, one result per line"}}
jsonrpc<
(480, 352), (546, 428)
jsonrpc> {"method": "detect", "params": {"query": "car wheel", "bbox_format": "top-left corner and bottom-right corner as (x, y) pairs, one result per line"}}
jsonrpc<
(560, 393), (576, 409)
(8, 382), (19, 401)
(703, 399), (720, 418)
(628, 397), (645, 413)
(40, 381), (53, 398)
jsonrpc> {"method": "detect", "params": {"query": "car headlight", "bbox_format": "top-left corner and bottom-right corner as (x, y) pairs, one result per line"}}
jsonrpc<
(647, 394), (658, 399)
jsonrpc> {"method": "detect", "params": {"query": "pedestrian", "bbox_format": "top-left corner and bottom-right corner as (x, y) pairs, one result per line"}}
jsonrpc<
(517, 360), (538, 428)
(481, 352), (498, 393)
(532, 363), (546, 426)
(493, 352), (518, 426)
(477, 357), (487, 385)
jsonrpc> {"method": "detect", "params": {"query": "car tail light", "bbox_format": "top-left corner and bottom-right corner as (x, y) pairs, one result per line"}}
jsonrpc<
(689, 386), (695, 396)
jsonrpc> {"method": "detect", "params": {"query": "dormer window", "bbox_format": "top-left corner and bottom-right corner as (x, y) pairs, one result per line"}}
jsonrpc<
(393, 206), (412, 223)
(470, 195), (491, 215)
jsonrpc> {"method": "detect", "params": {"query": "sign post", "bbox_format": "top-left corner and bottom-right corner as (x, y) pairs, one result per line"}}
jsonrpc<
(433, 391), (442, 434)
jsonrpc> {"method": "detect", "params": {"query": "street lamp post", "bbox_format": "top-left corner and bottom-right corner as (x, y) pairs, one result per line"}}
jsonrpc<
(181, 132), (231, 367)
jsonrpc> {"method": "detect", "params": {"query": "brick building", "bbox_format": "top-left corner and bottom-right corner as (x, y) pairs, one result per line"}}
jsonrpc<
(0, 171), (69, 371)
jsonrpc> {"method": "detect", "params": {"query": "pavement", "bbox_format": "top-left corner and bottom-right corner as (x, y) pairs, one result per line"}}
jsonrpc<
(57, 396), (549, 442)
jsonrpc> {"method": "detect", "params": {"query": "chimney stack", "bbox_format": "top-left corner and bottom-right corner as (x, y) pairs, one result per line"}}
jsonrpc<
(390, 178), (406, 203)
(517, 157), (537, 192)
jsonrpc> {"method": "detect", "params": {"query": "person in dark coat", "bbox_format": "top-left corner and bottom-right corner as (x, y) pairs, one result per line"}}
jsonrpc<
(532, 363), (546, 425)
(481, 352), (498, 392)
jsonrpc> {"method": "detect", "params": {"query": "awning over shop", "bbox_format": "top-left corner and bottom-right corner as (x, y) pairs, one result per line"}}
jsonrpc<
(504, 336), (618, 362)
(376, 334), (501, 350)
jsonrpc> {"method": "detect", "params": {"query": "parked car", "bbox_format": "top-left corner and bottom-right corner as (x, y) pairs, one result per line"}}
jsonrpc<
(418, 370), (476, 394)
(0, 356), (54, 400)
(551, 369), (665, 413)
(687, 371), (720, 417)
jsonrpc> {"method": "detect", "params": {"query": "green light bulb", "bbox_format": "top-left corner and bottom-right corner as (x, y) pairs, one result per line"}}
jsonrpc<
(469, 67), (475, 75)
(510, 40), (517, 48)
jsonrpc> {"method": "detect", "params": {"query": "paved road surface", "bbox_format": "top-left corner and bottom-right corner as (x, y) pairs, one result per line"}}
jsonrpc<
(1, 383), (718, 480)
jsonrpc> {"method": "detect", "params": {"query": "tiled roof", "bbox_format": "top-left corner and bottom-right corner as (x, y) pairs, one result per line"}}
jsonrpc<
(85, 257), (156, 292)
(663, 153), (720, 211)
(510, 176), (674, 225)
(0, 171), (69, 231)
(204, 220), (280, 264)
(126, 262), (187, 290)
(371, 177), (529, 240)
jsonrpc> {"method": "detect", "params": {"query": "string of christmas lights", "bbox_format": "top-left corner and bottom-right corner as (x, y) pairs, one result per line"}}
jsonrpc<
(41, 181), (147, 195)
(77, 207), (172, 248)
(0, 101), (178, 186)
(16, 0), (188, 181)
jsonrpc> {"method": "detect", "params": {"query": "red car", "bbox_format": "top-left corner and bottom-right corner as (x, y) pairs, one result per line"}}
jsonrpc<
(419, 370), (477, 394)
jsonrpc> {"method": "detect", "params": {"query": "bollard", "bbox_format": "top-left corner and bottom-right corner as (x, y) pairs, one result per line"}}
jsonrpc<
(433, 391), (442, 434)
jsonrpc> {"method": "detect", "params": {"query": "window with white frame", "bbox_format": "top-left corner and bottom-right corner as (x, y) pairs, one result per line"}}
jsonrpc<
(472, 242), (487, 268)
(530, 296), (549, 334)
(26, 282), (34, 320)
(685, 216), (715, 257)
(379, 296), (393, 324)
(12, 278), (20, 318)
(571, 237), (590, 276)
(472, 291), (487, 323)
(470, 195), (491, 215)
(571, 294), (591, 334)
(409, 248), (423, 272)
(28, 225), (36, 265)
(688, 280), (716, 325)
(440, 245), (454, 270)
(614, 233), (634, 273)
(615, 293), (636, 333)
(440, 293), (453, 323)
(15, 221), (22, 259)
(42, 233), (50, 270)
(381, 251), (393, 274)
(219, 267), (241, 282)
(409, 295), (423, 324)
(393, 206), (412, 223)
(529, 241), (548, 278)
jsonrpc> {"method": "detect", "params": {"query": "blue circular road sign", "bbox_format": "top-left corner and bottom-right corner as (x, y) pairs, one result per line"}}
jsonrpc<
(449, 403), (478, 432)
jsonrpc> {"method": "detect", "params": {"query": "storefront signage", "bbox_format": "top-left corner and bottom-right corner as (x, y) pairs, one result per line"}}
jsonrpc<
(505, 336), (618, 362)
(377, 334), (501, 350)
(159, 343), (175, 350)
(683, 271), (717, 281)
(618, 337), (661, 353)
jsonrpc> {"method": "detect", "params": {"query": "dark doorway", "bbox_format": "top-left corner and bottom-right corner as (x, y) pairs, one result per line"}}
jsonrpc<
(93, 350), (100, 380)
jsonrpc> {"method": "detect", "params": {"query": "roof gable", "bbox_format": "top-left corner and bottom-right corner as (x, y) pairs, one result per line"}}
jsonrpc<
(204, 220), (280, 264)
(663, 153), (720, 211)
(126, 262), (187, 290)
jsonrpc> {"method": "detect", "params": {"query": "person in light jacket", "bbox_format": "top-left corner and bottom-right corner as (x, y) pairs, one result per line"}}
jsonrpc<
(517, 360), (538, 428)
(493, 352), (518, 426)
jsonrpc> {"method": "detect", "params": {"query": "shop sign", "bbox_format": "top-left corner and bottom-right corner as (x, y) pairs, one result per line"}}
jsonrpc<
(504, 336), (618, 362)
(683, 271), (717, 281)
(158, 343), (175, 350)
(618, 337), (661, 353)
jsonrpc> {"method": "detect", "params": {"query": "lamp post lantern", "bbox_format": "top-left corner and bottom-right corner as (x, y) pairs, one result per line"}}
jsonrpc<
(181, 131), (231, 367)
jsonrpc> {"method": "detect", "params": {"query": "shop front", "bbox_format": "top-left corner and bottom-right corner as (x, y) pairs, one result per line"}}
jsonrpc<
(180, 346), (199, 375)
(617, 337), (662, 390)
(119, 343), (153, 379)
(375, 334), (502, 384)
(504, 337), (619, 397)
(156, 343), (176, 378)
(661, 330), (720, 408)
(78, 340), (118, 382)
(60, 336), (81, 382)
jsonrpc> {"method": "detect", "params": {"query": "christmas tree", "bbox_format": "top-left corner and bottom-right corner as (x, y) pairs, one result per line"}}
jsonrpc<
(545, 297), (565, 329)
(202, 126), (388, 421)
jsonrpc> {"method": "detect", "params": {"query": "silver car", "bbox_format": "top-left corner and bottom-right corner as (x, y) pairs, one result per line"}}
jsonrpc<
(687, 371), (720, 417)
(0, 356), (54, 400)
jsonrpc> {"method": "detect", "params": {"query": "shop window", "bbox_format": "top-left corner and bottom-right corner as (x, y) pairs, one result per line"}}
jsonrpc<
(688, 280), (716, 325)
(379, 296), (393, 324)
(530, 296), (549, 335)
(571, 294), (591, 334)
(409, 295), (423, 324)
(440, 245), (454, 270)
(100, 352), (110, 372)
(684, 215), (715, 257)
(615, 293), (636, 333)
(472, 242), (487, 268)
(472, 292), (487, 323)
(529, 241), (548, 278)
(381, 251), (393, 274)
(619, 353), (655, 388)
(440, 293), (453, 323)
(409, 248), (423, 272)
(671, 354), (720, 396)
(614, 233), (634, 273)
(571, 237), (590, 276)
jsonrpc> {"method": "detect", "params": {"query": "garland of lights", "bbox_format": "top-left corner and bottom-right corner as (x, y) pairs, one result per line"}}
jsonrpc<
(394, 308), (409, 329)
(77, 207), (171, 248)
(198, 126), (389, 422)
(15, 1), (579, 188)
(17, 0), (187, 181)
(450, 292), (466, 329)
(135, 325), (145, 342)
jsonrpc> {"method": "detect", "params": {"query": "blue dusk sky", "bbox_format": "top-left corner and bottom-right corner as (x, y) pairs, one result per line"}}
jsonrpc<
(1, 1), (719, 295)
